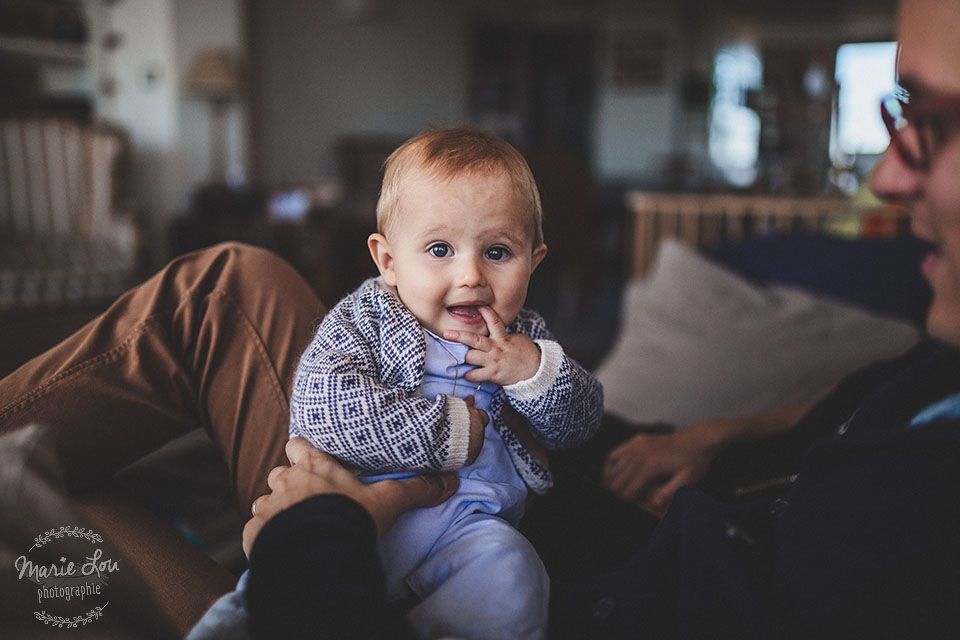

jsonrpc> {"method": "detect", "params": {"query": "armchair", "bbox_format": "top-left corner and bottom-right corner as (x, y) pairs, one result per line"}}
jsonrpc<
(0, 117), (141, 310)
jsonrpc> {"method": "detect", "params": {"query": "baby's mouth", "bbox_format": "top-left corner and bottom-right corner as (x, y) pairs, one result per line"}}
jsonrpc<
(447, 305), (482, 321)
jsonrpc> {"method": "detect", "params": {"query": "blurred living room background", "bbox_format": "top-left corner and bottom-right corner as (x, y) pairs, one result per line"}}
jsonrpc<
(0, 0), (899, 377)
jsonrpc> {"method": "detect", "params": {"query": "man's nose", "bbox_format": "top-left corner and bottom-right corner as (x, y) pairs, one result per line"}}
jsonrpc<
(871, 143), (922, 205)
(457, 256), (486, 287)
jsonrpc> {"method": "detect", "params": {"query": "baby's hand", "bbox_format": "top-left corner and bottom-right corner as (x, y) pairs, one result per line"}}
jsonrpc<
(444, 306), (541, 387)
(464, 395), (488, 466)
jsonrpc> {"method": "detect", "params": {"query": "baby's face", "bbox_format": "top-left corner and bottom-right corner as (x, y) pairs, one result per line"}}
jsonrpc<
(371, 170), (546, 337)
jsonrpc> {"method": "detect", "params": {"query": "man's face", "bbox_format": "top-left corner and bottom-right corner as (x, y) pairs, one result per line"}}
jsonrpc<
(368, 170), (547, 338)
(873, 0), (960, 346)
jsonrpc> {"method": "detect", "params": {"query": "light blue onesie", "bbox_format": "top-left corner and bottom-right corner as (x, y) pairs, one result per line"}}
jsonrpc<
(366, 330), (548, 639)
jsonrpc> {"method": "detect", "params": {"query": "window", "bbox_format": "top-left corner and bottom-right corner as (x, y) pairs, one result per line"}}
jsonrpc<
(709, 43), (763, 187)
(830, 41), (897, 162)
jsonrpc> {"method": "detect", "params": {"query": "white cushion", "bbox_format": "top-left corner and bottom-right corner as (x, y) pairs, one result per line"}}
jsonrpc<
(596, 239), (923, 428)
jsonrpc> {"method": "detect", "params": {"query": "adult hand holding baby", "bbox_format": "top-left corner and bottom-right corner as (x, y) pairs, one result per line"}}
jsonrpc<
(244, 438), (460, 556)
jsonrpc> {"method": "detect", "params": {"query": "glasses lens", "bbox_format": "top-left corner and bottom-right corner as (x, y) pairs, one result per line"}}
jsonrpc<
(881, 95), (925, 168)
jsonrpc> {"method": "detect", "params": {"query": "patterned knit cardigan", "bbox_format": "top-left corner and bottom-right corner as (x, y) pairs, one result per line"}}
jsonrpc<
(289, 278), (604, 494)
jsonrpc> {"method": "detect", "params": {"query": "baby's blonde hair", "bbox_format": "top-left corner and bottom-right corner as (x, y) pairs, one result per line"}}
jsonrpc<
(376, 128), (544, 248)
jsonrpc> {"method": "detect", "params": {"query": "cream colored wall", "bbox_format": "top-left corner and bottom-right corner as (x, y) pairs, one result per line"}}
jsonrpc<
(81, 0), (247, 266)
(86, 0), (181, 264)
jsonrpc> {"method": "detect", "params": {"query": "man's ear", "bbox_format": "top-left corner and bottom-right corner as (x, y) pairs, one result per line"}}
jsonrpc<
(367, 233), (397, 286)
(531, 243), (548, 272)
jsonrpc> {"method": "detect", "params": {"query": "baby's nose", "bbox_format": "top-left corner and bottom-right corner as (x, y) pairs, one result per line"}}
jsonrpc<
(457, 258), (486, 287)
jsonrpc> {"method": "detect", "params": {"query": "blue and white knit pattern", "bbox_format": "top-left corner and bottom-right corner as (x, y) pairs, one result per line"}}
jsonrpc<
(289, 278), (604, 493)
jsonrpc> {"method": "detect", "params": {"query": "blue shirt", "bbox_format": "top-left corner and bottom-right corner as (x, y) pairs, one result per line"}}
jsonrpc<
(909, 392), (960, 427)
(421, 329), (499, 412)
(362, 330), (528, 523)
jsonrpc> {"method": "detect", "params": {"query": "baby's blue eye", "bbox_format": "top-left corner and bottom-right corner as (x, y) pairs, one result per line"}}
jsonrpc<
(429, 244), (450, 258)
(485, 246), (509, 261)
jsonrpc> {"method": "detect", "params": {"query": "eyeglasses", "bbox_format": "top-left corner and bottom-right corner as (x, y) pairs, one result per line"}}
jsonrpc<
(881, 87), (960, 170)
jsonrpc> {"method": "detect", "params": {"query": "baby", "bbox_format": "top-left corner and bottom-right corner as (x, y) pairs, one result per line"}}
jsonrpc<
(289, 128), (603, 639)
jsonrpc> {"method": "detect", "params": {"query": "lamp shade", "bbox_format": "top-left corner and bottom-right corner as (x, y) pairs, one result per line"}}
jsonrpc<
(186, 47), (241, 101)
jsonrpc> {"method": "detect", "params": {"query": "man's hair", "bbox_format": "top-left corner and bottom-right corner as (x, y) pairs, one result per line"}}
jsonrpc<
(376, 128), (544, 248)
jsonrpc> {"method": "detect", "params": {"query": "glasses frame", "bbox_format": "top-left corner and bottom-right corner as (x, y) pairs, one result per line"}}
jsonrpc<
(881, 87), (960, 170)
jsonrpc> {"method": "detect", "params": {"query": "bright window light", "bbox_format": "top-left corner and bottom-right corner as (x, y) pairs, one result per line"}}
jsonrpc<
(831, 41), (897, 160)
(709, 43), (763, 187)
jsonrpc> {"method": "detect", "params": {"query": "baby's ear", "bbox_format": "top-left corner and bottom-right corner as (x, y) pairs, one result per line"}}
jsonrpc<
(367, 233), (397, 286)
(531, 243), (548, 272)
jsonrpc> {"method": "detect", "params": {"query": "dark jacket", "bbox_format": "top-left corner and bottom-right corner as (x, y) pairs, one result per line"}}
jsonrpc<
(564, 340), (960, 639)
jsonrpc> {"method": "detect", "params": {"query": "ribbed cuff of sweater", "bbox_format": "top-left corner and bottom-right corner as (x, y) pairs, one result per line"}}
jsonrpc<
(441, 396), (473, 470)
(504, 339), (562, 402)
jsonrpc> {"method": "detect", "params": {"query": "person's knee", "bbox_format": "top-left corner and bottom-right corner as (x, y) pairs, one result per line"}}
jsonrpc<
(168, 242), (280, 286)
(407, 524), (549, 637)
(204, 242), (286, 278)
(467, 530), (549, 634)
(188, 242), (322, 315)
(497, 533), (546, 574)
(467, 525), (549, 591)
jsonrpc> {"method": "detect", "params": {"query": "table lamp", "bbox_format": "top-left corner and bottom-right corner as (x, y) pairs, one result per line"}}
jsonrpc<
(186, 47), (241, 185)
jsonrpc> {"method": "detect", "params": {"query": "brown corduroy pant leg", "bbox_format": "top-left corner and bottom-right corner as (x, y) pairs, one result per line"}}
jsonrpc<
(0, 242), (325, 636)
